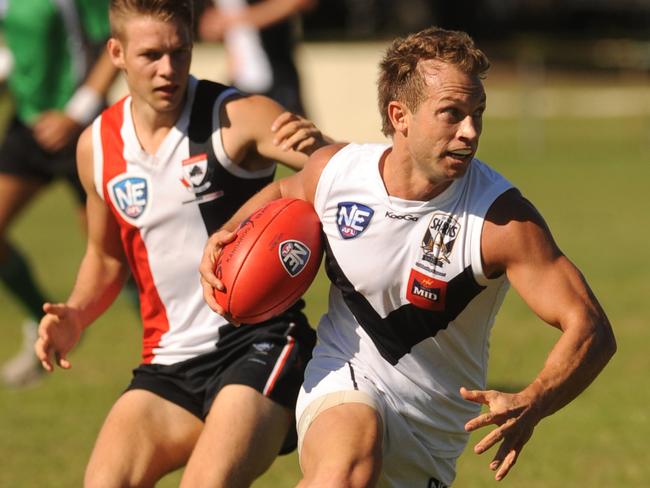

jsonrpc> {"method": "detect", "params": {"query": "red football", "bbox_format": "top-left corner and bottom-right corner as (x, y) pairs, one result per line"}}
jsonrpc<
(214, 198), (323, 324)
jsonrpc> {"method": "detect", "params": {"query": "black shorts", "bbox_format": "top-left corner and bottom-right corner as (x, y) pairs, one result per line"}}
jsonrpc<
(126, 300), (316, 454)
(0, 117), (85, 203)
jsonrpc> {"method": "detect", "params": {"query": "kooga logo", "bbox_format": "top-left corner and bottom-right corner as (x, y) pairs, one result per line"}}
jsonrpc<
(385, 211), (419, 222)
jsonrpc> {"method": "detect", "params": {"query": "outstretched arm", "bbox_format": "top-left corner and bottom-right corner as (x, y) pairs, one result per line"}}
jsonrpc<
(462, 189), (616, 481)
(34, 126), (130, 371)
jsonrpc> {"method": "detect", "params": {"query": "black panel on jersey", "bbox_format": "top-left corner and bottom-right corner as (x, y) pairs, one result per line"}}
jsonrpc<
(187, 80), (275, 235)
(324, 238), (486, 365)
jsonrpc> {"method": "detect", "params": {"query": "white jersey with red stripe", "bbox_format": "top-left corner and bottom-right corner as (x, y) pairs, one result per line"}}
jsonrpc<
(299, 143), (513, 482)
(90, 76), (276, 365)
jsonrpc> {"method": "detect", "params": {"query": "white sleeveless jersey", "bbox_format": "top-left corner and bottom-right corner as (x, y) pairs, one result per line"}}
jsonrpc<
(91, 76), (275, 365)
(313, 143), (513, 460)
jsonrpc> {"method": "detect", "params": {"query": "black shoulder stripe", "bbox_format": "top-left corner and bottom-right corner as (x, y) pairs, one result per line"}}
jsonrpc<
(186, 80), (275, 235)
(324, 237), (485, 365)
(188, 80), (231, 145)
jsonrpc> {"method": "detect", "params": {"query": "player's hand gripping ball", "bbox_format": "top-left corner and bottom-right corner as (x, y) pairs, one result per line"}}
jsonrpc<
(214, 198), (323, 324)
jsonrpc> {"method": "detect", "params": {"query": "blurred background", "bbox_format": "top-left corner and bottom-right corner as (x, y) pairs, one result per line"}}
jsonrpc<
(0, 0), (648, 486)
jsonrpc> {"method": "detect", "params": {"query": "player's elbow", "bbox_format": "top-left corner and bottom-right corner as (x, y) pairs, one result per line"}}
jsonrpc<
(587, 313), (616, 367)
(600, 319), (617, 362)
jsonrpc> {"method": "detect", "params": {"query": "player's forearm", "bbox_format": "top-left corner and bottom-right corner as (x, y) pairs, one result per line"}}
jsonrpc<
(65, 249), (129, 330)
(65, 51), (118, 126)
(523, 312), (616, 419)
(83, 50), (120, 96)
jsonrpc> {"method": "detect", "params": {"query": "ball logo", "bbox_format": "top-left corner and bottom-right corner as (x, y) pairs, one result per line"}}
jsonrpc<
(337, 202), (374, 239)
(108, 175), (150, 222)
(279, 240), (311, 277)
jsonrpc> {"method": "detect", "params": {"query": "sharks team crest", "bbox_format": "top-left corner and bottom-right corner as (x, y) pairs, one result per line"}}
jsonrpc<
(419, 212), (460, 271)
(107, 174), (151, 224)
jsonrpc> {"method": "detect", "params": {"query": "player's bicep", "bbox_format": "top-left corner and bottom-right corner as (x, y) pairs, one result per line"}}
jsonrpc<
(482, 190), (598, 330)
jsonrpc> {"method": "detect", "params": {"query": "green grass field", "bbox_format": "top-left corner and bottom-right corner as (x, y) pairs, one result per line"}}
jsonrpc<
(0, 52), (648, 486)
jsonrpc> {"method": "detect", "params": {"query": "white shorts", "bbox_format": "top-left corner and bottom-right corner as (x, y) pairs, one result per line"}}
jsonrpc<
(296, 355), (456, 487)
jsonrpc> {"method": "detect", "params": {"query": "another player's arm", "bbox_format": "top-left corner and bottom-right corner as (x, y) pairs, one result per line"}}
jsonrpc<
(199, 144), (345, 313)
(33, 49), (119, 152)
(461, 189), (616, 481)
(199, 0), (317, 42)
(220, 93), (332, 172)
(35, 127), (130, 371)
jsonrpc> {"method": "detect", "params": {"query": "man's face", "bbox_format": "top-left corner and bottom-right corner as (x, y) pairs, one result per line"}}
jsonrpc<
(404, 60), (486, 183)
(110, 15), (192, 115)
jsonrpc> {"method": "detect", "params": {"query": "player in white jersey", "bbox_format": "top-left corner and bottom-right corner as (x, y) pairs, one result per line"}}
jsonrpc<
(200, 27), (616, 487)
(33, 1), (331, 486)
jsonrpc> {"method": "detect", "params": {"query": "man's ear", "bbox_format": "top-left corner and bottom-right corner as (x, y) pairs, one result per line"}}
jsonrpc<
(107, 38), (126, 70)
(387, 101), (409, 135)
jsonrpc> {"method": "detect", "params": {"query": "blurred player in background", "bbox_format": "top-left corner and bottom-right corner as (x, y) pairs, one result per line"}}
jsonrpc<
(197, 0), (317, 115)
(0, 0), (117, 387)
(200, 26), (616, 487)
(35, 0), (330, 486)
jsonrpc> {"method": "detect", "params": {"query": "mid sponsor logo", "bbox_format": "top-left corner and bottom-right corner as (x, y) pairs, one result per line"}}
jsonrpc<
(337, 202), (374, 239)
(406, 268), (447, 311)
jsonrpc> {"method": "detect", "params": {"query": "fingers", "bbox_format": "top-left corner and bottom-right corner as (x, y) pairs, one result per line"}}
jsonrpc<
(55, 351), (72, 370)
(34, 335), (54, 373)
(492, 445), (519, 481)
(464, 410), (506, 432)
(200, 274), (224, 314)
(460, 386), (492, 405)
(272, 112), (321, 153)
(35, 303), (77, 372)
(473, 418), (515, 453)
(271, 111), (296, 133)
(200, 230), (237, 313)
(42, 302), (68, 318)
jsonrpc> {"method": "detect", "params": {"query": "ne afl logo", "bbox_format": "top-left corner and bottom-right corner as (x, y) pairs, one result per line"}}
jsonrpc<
(108, 175), (150, 222)
(336, 202), (374, 239)
(279, 240), (311, 277)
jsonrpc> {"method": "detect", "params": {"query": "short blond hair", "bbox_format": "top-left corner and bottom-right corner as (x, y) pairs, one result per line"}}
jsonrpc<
(109, 0), (194, 40)
(378, 27), (490, 137)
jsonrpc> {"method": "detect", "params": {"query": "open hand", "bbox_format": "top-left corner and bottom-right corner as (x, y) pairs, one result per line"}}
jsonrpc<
(34, 303), (83, 372)
(461, 386), (541, 481)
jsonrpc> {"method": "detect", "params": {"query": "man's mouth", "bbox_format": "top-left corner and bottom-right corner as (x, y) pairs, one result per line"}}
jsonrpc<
(447, 148), (473, 160)
(156, 84), (178, 95)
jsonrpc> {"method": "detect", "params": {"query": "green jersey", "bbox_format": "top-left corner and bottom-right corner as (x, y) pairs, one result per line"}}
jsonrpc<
(1, 0), (110, 124)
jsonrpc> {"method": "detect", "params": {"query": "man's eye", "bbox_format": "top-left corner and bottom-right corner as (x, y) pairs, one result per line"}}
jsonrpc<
(443, 108), (462, 121)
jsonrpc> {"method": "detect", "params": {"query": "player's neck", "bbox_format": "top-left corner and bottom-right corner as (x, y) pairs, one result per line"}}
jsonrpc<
(130, 96), (184, 155)
(381, 149), (453, 201)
